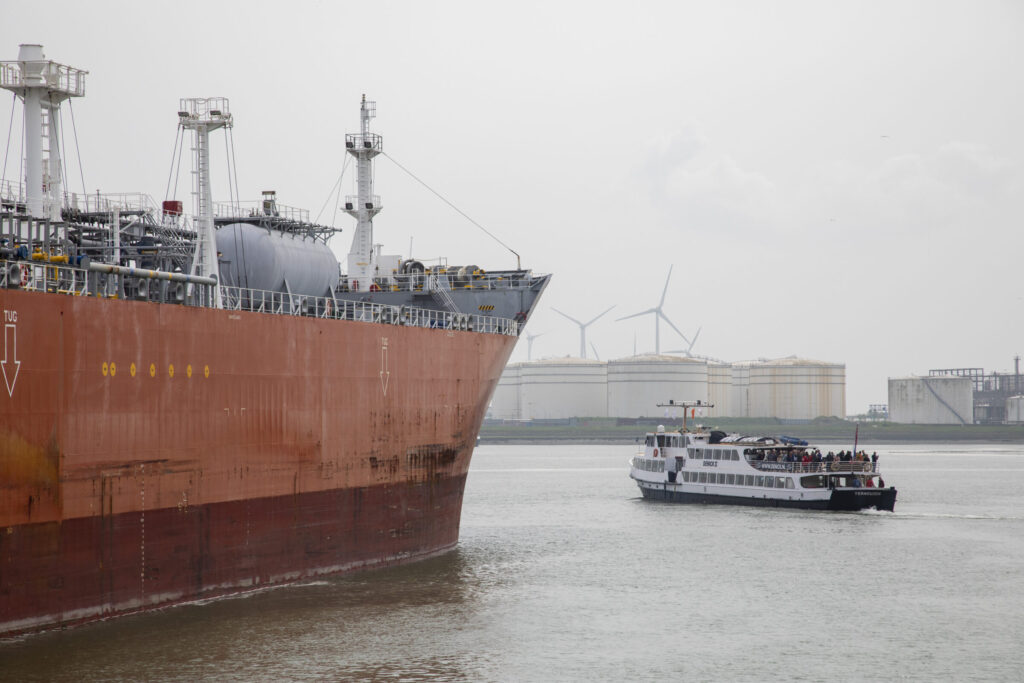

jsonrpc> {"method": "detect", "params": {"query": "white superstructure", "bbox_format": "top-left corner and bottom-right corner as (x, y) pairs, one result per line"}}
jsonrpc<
(0, 44), (86, 221)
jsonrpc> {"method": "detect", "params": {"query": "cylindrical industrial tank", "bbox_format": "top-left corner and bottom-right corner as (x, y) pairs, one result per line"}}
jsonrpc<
(888, 376), (973, 425)
(730, 361), (753, 418)
(606, 355), (707, 418)
(707, 362), (733, 417)
(518, 358), (608, 419)
(216, 223), (339, 297)
(491, 362), (523, 420)
(1006, 396), (1024, 424)
(747, 357), (846, 420)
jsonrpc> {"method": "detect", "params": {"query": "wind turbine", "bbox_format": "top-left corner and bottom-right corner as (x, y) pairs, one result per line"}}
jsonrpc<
(664, 327), (702, 356)
(525, 331), (544, 361)
(617, 266), (696, 355)
(552, 306), (614, 359)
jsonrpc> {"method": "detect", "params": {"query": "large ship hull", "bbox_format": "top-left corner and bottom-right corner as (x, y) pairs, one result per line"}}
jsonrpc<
(0, 288), (516, 635)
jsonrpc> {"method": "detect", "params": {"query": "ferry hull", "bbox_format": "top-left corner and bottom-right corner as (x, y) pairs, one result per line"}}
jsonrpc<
(638, 485), (897, 512)
(0, 289), (516, 635)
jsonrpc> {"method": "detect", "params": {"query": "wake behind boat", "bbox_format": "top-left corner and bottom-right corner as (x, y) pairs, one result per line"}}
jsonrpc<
(629, 401), (897, 511)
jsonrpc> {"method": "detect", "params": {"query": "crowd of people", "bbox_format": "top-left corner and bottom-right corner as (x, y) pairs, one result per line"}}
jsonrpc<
(746, 448), (880, 473)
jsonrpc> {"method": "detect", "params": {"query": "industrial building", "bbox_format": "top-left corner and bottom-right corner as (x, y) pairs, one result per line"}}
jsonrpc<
(888, 376), (974, 425)
(746, 357), (846, 420)
(492, 355), (846, 420)
(607, 355), (708, 419)
(884, 358), (1024, 425)
(491, 358), (607, 420)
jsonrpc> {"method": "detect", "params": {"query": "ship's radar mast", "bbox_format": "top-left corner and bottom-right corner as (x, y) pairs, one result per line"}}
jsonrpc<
(178, 97), (232, 308)
(343, 95), (383, 292)
(0, 44), (87, 221)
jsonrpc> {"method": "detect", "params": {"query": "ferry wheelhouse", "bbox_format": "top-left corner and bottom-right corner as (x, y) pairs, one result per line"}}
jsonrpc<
(629, 403), (896, 512)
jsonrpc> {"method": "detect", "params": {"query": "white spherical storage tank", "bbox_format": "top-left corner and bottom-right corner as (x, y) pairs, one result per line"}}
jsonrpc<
(490, 362), (522, 419)
(707, 362), (733, 417)
(1006, 396), (1024, 424)
(607, 355), (708, 418)
(747, 357), (846, 419)
(888, 376), (973, 425)
(518, 358), (608, 419)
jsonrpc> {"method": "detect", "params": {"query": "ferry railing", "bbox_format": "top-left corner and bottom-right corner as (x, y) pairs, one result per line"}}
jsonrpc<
(750, 460), (877, 474)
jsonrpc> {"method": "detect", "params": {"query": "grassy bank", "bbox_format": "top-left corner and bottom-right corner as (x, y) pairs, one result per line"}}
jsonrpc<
(479, 417), (1024, 445)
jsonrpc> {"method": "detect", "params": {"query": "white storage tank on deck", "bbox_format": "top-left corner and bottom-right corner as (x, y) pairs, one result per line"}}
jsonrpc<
(1006, 396), (1024, 424)
(518, 358), (608, 419)
(888, 375), (973, 425)
(707, 362), (732, 417)
(607, 355), (708, 418)
(490, 362), (522, 419)
(747, 357), (846, 419)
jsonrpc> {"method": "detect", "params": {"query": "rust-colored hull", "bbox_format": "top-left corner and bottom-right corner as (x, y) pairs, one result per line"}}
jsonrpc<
(0, 289), (515, 635)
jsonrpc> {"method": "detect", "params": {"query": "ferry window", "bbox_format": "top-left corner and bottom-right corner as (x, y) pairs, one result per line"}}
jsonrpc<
(801, 475), (824, 488)
(732, 451), (739, 461)
(713, 450), (721, 461)
(767, 477), (777, 489)
(726, 474), (735, 485)
(785, 478), (795, 489)
(776, 477), (787, 488)
(696, 448), (704, 459)
(646, 436), (654, 447)
(657, 434), (666, 448)
(716, 473), (724, 484)
(755, 476), (765, 487)
(745, 475), (754, 486)
(699, 472), (708, 484)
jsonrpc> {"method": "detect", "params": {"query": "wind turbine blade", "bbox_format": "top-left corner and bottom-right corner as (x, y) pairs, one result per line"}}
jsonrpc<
(551, 308), (582, 326)
(688, 327), (702, 353)
(659, 265), (674, 308)
(590, 342), (601, 361)
(659, 310), (691, 346)
(616, 308), (656, 322)
(585, 305), (615, 327)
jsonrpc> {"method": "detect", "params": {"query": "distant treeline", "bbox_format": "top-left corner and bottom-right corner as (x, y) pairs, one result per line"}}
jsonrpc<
(479, 416), (1024, 444)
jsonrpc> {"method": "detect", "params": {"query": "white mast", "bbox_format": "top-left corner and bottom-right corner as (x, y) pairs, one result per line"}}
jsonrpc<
(343, 95), (383, 292)
(0, 44), (87, 221)
(178, 97), (231, 308)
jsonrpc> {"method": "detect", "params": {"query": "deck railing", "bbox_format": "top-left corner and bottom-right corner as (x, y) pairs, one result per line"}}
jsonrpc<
(751, 460), (878, 474)
(0, 259), (520, 337)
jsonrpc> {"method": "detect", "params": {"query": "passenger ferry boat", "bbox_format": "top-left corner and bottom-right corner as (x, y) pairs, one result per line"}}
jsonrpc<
(629, 401), (897, 511)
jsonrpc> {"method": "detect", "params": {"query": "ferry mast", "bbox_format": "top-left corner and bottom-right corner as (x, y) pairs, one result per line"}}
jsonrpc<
(344, 95), (383, 292)
(0, 44), (86, 221)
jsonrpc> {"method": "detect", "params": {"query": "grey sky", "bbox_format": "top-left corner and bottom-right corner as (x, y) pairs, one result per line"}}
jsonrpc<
(3, 1), (1021, 413)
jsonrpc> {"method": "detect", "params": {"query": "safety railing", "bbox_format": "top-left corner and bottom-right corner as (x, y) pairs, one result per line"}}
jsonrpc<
(751, 460), (878, 474)
(218, 284), (520, 337)
(213, 200), (310, 224)
(0, 258), (520, 337)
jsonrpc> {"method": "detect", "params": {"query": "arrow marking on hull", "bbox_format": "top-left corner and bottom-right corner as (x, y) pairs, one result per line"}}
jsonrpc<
(2, 324), (20, 397)
(380, 337), (390, 395)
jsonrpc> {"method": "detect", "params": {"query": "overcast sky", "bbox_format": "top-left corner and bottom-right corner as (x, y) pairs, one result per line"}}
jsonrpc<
(3, 1), (1022, 413)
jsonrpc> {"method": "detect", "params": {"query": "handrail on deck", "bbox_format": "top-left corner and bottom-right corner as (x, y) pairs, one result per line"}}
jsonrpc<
(0, 259), (520, 338)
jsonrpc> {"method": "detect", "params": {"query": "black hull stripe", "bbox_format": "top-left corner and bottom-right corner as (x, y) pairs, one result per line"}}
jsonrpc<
(638, 486), (897, 512)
